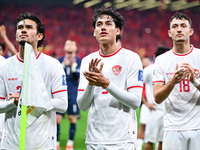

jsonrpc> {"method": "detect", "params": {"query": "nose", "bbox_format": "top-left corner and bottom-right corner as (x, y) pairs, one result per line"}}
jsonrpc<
(21, 30), (27, 33)
(177, 26), (182, 32)
(101, 24), (106, 31)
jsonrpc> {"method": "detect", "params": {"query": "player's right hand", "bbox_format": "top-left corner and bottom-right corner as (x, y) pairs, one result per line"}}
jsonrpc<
(171, 64), (187, 84)
(0, 25), (7, 39)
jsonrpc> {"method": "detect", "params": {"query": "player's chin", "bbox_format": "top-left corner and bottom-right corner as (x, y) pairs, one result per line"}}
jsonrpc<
(176, 39), (185, 43)
(98, 38), (111, 44)
(18, 40), (28, 46)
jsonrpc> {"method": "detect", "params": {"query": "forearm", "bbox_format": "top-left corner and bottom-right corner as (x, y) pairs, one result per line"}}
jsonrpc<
(154, 80), (175, 104)
(2, 36), (17, 55)
(106, 82), (142, 110)
(0, 100), (16, 113)
(77, 84), (94, 111)
(51, 92), (68, 113)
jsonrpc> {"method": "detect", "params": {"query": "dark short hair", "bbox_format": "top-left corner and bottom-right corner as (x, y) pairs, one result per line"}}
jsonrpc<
(116, 34), (121, 43)
(155, 47), (170, 57)
(169, 12), (192, 28)
(17, 12), (45, 48)
(0, 42), (5, 52)
(92, 7), (125, 31)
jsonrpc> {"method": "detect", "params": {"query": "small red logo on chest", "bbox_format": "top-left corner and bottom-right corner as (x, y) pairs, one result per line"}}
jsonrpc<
(194, 69), (199, 78)
(8, 78), (18, 81)
(112, 65), (122, 76)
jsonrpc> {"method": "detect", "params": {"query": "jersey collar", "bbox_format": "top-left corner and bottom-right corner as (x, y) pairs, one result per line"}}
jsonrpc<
(16, 51), (42, 63)
(99, 46), (122, 57)
(172, 45), (193, 56)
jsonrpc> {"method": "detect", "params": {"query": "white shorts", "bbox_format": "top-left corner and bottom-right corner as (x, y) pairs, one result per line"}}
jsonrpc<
(144, 110), (164, 143)
(86, 142), (136, 150)
(163, 129), (200, 150)
(140, 104), (150, 124)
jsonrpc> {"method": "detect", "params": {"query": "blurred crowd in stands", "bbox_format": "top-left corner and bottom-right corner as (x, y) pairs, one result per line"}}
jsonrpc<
(1, 4), (200, 59)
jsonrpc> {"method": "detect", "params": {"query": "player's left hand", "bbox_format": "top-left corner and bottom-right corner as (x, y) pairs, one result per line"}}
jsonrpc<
(8, 92), (19, 106)
(180, 63), (195, 83)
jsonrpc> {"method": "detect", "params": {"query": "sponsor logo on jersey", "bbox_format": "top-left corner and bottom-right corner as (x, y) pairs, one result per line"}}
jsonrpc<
(62, 75), (67, 86)
(166, 73), (174, 75)
(138, 69), (143, 81)
(112, 65), (122, 76)
(8, 78), (18, 81)
(194, 69), (199, 78)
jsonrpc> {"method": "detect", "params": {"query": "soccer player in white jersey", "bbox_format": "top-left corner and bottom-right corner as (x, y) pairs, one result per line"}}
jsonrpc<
(77, 7), (143, 150)
(143, 47), (170, 150)
(0, 12), (68, 149)
(153, 12), (200, 150)
(0, 55), (5, 145)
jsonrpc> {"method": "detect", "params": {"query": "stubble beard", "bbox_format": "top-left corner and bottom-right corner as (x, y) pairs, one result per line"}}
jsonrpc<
(18, 40), (26, 46)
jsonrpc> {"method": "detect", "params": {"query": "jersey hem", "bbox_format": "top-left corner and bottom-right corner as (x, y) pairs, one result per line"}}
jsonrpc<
(85, 139), (135, 145)
(164, 126), (200, 131)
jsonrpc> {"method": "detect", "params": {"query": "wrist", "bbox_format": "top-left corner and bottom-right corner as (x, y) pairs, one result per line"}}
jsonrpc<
(103, 80), (110, 89)
(192, 78), (200, 87)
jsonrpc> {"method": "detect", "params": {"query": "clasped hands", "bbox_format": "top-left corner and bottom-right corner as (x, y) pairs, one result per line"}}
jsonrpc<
(171, 63), (195, 84)
(83, 58), (110, 89)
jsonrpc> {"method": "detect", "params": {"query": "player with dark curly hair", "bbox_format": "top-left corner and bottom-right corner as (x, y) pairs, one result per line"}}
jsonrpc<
(77, 7), (143, 150)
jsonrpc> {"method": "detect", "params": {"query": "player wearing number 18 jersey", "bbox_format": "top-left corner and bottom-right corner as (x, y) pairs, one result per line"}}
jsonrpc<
(153, 12), (200, 150)
(153, 45), (200, 130)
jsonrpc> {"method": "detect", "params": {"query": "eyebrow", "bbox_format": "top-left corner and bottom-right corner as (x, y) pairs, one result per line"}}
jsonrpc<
(172, 23), (187, 26)
(17, 24), (33, 28)
(96, 20), (113, 24)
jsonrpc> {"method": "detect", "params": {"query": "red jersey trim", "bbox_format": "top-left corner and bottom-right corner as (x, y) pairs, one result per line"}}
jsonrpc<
(0, 97), (5, 100)
(152, 81), (165, 84)
(127, 86), (143, 90)
(52, 89), (67, 94)
(16, 51), (42, 63)
(36, 51), (41, 59)
(16, 53), (23, 63)
(78, 89), (84, 91)
(99, 47), (122, 57)
(172, 45), (193, 56)
(102, 91), (108, 94)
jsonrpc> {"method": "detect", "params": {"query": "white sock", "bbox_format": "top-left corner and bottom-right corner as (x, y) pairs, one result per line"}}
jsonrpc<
(67, 139), (74, 146)
(155, 142), (159, 150)
(137, 139), (144, 150)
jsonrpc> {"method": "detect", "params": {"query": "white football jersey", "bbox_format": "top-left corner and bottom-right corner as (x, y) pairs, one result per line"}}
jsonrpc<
(78, 47), (143, 144)
(0, 56), (5, 141)
(0, 55), (5, 62)
(153, 46), (200, 130)
(0, 52), (67, 149)
(143, 64), (163, 111)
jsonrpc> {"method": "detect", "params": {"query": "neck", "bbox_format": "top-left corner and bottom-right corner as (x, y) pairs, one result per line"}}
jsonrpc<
(99, 42), (119, 55)
(19, 45), (39, 59)
(173, 42), (191, 54)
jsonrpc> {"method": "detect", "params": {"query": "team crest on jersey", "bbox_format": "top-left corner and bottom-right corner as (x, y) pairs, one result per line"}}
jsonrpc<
(194, 69), (199, 78)
(112, 65), (122, 76)
(138, 69), (143, 81)
(62, 75), (67, 86)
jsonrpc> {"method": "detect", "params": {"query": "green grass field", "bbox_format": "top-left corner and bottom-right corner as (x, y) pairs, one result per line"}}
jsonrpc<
(59, 107), (142, 150)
